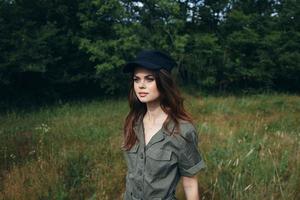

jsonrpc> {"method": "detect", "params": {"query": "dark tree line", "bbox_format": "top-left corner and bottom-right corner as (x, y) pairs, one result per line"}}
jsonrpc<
(0, 0), (299, 102)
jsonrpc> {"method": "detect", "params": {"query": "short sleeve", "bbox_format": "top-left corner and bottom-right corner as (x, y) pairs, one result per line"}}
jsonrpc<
(178, 128), (206, 177)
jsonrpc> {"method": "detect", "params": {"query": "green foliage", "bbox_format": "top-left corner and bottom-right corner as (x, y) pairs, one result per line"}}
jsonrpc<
(183, 33), (223, 88)
(0, 0), (299, 98)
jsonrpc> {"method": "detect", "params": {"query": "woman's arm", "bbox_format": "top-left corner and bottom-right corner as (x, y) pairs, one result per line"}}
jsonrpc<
(182, 175), (200, 200)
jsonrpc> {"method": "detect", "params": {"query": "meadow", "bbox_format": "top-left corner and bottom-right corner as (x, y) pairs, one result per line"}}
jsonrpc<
(0, 93), (299, 200)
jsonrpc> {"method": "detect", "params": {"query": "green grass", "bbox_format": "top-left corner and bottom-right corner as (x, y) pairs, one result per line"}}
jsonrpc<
(0, 94), (299, 200)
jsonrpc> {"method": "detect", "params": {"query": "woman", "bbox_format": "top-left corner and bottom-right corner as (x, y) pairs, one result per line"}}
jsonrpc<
(122, 50), (205, 200)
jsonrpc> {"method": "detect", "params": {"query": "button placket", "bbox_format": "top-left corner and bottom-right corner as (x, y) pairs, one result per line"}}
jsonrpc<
(135, 143), (145, 198)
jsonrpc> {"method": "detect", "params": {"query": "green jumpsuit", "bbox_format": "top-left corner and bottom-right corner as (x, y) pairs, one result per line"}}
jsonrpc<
(123, 117), (205, 200)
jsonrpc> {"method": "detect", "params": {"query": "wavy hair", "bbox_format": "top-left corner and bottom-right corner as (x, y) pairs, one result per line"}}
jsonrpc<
(122, 69), (193, 150)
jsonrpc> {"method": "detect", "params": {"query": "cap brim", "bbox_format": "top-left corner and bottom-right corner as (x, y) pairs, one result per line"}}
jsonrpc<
(123, 61), (161, 73)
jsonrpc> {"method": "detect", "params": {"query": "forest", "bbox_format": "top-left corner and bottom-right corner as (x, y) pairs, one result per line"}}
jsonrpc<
(0, 0), (299, 105)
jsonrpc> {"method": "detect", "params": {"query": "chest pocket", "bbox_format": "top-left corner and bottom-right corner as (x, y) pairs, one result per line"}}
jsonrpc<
(125, 143), (139, 173)
(146, 149), (173, 179)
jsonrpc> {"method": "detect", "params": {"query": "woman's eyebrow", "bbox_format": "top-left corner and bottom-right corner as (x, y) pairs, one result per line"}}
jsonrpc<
(133, 74), (154, 78)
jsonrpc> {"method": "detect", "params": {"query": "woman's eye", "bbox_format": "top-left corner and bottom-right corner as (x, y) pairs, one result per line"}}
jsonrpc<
(146, 78), (154, 82)
(133, 77), (154, 82)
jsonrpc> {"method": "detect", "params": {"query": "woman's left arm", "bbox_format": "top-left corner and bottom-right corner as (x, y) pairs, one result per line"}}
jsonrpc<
(182, 175), (199, 200)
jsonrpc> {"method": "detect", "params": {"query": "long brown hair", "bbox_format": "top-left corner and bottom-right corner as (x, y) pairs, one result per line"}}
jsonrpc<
(122, 68), (193, 150)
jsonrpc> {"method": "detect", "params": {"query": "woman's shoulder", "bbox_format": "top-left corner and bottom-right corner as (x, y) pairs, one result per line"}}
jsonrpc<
(167, 119), (197, 143)
(178, 119), (196, 135)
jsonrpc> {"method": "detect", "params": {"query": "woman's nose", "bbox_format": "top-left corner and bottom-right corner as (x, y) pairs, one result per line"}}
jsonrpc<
(139, 80), (146, 88)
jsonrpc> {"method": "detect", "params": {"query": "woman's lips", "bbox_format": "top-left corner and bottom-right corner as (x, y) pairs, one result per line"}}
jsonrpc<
(138, 92), (148, 97)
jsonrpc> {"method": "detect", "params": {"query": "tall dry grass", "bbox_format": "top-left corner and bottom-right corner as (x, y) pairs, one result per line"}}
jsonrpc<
(0, 94), (299, 199)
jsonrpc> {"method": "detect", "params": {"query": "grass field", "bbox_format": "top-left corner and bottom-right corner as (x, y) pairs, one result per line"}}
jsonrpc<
(0, 93), (299, 200)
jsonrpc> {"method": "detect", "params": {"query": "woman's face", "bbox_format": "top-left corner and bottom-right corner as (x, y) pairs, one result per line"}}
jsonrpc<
(133, 67), (160, 103)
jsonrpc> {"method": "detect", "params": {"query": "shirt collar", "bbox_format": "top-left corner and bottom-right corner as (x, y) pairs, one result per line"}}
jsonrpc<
(133, 115), (176, 148)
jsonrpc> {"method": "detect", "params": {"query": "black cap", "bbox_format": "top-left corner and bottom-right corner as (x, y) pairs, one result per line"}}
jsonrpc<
(123, 50), (176, 73)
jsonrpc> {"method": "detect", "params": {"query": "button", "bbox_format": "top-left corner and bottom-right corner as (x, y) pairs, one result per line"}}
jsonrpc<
(140, 153), (144, 159)
(138, 170), (143, 176)
(137, 185), (142, 191)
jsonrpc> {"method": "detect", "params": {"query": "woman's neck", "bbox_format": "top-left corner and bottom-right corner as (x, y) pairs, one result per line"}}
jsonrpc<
(144, 100), (167, 124)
